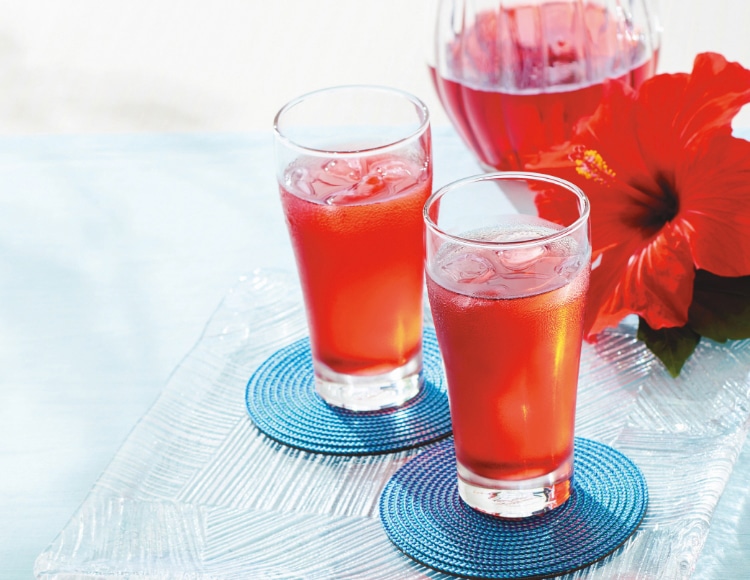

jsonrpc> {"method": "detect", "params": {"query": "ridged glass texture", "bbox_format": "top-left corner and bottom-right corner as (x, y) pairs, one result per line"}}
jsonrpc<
(35, 269), (750, 579)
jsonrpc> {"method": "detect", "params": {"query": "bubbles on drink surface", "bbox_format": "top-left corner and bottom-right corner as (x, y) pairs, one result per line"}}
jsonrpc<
(284, 153), (429, 205)
(431, 219), (587, 299)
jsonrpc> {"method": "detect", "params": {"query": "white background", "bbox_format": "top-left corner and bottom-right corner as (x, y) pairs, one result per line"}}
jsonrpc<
(0, 0), (748, 134)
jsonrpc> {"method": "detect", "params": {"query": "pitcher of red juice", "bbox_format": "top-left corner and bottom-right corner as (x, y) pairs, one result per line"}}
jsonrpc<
(429, 0), (661, 171)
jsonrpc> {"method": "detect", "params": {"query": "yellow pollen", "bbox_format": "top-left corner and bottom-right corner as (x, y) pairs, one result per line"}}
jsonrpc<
(571, 146), (616, 184)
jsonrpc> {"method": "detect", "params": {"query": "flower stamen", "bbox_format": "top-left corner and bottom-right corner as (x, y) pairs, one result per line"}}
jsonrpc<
(570, 146), (616, 185)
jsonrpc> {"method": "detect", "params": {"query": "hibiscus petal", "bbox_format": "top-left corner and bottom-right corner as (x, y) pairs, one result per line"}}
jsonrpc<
(530, 145), (593, 227)
(581, 181), (657, 337)
(581, 81), (659, 192)
(587, 183), (647, 259)
(676, 134), (750, 276)
(676, 53), (750, 148)
(588, 226), (695, 335)
(585, 237), (641, 337)
(634, 54), (750, 181)
(633, 72), (689, 187)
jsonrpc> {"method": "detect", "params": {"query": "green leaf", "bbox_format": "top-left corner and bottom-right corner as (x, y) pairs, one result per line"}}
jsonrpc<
(637, 317), (700, 377)
(688, 270), (750, 342)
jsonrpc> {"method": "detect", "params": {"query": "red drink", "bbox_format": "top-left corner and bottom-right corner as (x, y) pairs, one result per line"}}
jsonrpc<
(426, 220), (589, 483)
(432, 1), (659, 169)
(275, 85), (431, 411)
(281, 154), (431, 377)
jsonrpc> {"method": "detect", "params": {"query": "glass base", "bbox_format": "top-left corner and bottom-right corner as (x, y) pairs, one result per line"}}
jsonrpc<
(457, 455), (573, 518)
(313, 351), (423, 412)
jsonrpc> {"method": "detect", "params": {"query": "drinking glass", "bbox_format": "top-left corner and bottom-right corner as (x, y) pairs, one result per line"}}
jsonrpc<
(424, 172), (590, 517)
(274, 86), (432, 411)
(430, 0), (661, 171)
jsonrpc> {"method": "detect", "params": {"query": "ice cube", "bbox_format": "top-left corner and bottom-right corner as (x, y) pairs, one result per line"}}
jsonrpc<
(369, 157), (414, 182)
(369, 156), (424, 195)
(554, 255), (583, 279)
(320, 158), (363, 185)
(496, 245), (545, 272)
(441, 250), (497, 284)
(356, 173), (388, 197)
(286, 165), (314, 197)
(324, 174), (388, 205)
(483, 278), (511, 296)
(323, 188), (352, 205)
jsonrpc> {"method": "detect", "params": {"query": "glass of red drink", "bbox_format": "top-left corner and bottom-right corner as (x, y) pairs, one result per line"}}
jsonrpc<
(430, 0), (661, 171)
(274, 86), (432, 411)
(424, 172), (590, 517)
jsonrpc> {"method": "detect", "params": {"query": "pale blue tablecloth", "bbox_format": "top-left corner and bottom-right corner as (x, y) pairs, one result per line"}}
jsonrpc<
(1, 128), (748, 578)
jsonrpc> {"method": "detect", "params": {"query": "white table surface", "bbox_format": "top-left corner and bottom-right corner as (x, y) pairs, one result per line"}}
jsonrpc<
(1, 128), (749, 579)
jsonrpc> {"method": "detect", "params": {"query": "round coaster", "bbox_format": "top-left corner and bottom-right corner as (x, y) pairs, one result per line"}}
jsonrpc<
(245, 328), (451, 455)
(379, 437), (648, 579)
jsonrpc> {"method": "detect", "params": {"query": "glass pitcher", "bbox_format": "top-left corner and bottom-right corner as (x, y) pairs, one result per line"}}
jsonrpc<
(429, 0), (662, 171)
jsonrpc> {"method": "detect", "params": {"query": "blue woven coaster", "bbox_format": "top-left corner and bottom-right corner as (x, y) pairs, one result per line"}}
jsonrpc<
(245, 328), (451, 455)
(380, 437), (648, 579)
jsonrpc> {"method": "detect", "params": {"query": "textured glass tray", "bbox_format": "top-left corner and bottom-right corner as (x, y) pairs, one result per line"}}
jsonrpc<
(35, 269), (750, 579)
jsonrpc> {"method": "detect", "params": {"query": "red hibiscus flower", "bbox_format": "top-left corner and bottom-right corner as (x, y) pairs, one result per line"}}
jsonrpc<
(530, 53), (750, 375)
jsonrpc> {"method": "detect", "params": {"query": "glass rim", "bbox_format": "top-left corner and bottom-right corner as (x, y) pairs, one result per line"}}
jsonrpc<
(273, 84), (430, 157)
(423, 171), (591, 249)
